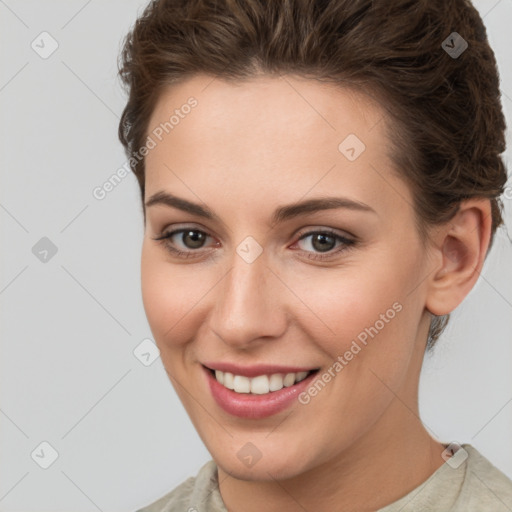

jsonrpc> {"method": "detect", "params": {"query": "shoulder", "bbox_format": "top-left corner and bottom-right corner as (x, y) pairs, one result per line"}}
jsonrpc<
(456, 444), (512, 511)
(135, 460), (225, 512)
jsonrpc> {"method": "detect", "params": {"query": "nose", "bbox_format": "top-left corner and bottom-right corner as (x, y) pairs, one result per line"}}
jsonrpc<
(208, 250), (288, 349)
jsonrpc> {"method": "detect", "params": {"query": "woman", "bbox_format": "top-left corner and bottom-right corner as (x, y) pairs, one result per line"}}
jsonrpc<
(118, 0), (512, 510)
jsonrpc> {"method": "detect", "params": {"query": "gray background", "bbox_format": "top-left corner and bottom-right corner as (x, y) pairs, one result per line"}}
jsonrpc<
(1, 1), (511, 511)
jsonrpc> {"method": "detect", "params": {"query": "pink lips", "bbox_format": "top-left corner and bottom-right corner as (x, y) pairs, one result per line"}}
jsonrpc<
(202, 364), (319, 419)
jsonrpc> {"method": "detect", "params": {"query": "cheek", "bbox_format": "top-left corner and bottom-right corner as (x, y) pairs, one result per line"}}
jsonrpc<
(140, 243), (219, 349)
(290, 263), (420, 429)
(287, 249), (422, 372)
(141, 244), (192, 345)
(292, 270), (404, 344)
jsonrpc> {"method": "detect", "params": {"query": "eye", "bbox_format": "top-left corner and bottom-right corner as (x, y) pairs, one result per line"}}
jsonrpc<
(293, 229), (356, 261)
(152, 227), (217, 258)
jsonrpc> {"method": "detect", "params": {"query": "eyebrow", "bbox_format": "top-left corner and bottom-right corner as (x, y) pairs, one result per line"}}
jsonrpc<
(145, 191), (376, 224)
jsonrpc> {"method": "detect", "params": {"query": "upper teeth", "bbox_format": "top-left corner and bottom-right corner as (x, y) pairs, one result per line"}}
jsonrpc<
(214, 370), (310, 394)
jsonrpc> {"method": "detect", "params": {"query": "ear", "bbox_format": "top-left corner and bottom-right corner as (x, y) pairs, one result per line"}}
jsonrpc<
(425, 198), (492, 316)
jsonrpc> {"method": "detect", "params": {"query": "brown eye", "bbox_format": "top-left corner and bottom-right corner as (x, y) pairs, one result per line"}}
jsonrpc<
(153, 227), (215, 259)
(294, 229), (356, 262)
(310, 233), (336, 252)
(180, 230), (207, 249)
(297, 230), (352, 253)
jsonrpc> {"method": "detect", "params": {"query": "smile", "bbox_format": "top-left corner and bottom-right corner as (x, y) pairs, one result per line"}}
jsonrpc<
(203, 364), (321, 419)
(211, 369), (314, 395)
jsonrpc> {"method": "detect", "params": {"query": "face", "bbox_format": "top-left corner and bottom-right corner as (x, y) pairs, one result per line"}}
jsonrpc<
(141, 74), (434, 481)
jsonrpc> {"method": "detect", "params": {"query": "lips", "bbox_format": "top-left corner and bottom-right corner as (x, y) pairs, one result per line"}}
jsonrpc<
(202, 363), (320, 419)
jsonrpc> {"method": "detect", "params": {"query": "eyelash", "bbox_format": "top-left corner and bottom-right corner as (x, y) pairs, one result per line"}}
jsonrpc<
(152, 227), (356, 262)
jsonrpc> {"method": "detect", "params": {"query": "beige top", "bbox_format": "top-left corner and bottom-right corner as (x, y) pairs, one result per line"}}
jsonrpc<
(136, 444), (512, 511)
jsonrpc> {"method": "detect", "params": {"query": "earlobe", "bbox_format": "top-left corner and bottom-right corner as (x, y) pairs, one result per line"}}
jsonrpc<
(425, 199), (492, 316)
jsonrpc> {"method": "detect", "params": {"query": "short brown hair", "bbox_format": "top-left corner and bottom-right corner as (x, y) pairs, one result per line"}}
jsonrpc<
(118, 0), (508, 348)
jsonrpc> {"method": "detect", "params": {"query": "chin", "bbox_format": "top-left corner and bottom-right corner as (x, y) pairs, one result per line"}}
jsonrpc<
(211, 441), (315, 482)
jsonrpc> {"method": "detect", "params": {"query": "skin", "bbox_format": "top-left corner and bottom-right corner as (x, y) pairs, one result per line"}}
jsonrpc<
(140, 74), (491, 511)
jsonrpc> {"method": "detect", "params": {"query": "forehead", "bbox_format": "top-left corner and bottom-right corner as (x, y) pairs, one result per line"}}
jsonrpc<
(144, 73), (411, 219)
(147, 73), (385, 146)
